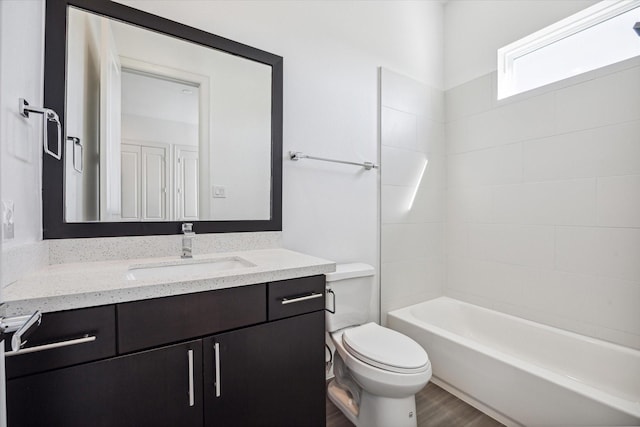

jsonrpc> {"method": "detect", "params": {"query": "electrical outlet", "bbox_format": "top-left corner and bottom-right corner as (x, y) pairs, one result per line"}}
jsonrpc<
(2, 200), (15, 240)
(212, 185), (227, 198)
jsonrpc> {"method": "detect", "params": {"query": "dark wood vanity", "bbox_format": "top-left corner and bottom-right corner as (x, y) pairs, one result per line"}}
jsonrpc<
(5, 276), (326, 427)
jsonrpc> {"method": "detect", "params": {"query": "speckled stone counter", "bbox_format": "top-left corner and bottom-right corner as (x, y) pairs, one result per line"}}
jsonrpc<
(4, 248), (335, 315)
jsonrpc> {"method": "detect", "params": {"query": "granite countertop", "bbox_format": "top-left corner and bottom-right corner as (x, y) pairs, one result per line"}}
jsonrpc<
(3, 248), (335, 315)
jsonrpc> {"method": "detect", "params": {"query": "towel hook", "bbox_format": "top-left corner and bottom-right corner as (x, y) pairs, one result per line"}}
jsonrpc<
(67, 136), (83, 173)
(19, 98), (62, 161)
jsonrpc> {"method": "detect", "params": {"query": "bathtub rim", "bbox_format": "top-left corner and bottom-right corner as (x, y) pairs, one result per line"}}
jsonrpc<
(387, 297), (640, 420)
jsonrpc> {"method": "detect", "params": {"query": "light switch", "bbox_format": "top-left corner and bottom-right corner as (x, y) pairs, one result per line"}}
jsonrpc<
(2, 200), (15, 240)
(212, 185), (227, 198)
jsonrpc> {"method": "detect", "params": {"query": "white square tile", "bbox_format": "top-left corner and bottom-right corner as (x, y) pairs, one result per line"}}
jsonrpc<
(445, 223), (469, 257)
(381, 107), (418, 150)
(556, 65), (640, 133)
(555, 226), (640, 282)
(582, 276), (640, 335)
(419, 118), (445, 155)
(430, 87), (445, 124)
(466, 92), (556, 150)
(468, 224), (555, 268)
(594, 120), (640, 177)
(523, 121), (640, 182)
(381, 185), (413, 224)
(445, 73), (493, 123)
(381, 146), (429, 186)
(491, 179), (597, 226)
(445, 118), (471, 154)
(411, 184), (446, 224)
(381, 257), (444, 314)
(381, 68), (430, 116)
(524, 269), (589, 324)
(523, 131), (598, 183)
(381, 223), (443, 263)
(448, 143), (522, 188)
(446, 256), (533, 307)
(597, 175), (640, 228)
(447, 186), (493, 223)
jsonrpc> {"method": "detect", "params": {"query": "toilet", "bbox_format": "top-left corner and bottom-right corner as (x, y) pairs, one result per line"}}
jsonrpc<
(325, 263), (432, 427)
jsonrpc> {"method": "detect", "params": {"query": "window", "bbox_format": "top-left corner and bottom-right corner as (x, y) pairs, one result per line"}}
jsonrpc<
(497, 0), (640, 100)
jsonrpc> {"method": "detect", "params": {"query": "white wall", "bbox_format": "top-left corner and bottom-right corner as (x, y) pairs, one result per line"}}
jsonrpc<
(443, 0), (599, 89)
(0, 0), (44, 247)
(445, 0), (640, 349)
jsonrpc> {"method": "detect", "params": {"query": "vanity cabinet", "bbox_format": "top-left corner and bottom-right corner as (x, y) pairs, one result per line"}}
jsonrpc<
(203, 311), (325, 427)
(5, 276), (326, 427)
(6, 340), (203, 427)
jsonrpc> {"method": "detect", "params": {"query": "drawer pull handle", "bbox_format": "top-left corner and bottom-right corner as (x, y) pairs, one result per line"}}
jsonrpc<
(5, 335), (96, 357)
(281, 292), (323, 305)
(214, 342), (221, 398)
(188, 349), (195, 407)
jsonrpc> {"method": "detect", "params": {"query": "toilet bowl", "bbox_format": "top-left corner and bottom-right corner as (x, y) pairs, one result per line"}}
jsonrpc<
(333, 324), (431, 396)
(326, 264), (432, 427)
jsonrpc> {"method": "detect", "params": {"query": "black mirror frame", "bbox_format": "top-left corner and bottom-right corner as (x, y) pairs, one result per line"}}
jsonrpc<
(43, 0), (283, 239)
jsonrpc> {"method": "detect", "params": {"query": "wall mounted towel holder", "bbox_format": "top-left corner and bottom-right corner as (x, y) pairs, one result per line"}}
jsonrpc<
(67, 136), (83, 173)
(289, 151), (378, 170)
(19, 98), (62, 161)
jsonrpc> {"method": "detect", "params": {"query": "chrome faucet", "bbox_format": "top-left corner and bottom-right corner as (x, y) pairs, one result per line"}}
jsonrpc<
(181, 223), (195, 259)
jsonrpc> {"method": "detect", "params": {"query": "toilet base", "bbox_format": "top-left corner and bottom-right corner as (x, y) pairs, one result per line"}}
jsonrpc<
(328, 379), (418, 427)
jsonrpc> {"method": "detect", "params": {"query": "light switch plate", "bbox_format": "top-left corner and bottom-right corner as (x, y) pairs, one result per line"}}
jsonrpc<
(212, 185), (227, 198)
(2, 200), (15, 240)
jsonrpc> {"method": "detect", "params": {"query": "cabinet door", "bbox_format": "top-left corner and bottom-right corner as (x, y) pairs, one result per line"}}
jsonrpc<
(203, 311), (325, 427)
(7, 340), (203, 427)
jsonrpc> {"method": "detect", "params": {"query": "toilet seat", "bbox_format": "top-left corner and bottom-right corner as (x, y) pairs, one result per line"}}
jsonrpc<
(342, 323), (429, 374)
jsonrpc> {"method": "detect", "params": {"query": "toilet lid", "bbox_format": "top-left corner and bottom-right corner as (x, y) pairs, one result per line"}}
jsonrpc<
(342, 323), (429, 374)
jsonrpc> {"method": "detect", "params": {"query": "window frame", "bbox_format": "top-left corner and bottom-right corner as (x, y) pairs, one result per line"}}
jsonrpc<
(497, 0), (640, 100)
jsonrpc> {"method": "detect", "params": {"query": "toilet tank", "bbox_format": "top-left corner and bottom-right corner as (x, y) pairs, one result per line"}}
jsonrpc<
(325, 263), (376, 333)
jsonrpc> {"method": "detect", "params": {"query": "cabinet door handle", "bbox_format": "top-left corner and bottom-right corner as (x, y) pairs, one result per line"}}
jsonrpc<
(188, 349), (195, 407)
(281, 292), (323, 305)
(4, 335), (96, 357)
(214, 342), (221, 398)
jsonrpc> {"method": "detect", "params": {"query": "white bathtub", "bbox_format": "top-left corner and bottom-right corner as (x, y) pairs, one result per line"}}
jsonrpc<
(387, 297), (640, 427)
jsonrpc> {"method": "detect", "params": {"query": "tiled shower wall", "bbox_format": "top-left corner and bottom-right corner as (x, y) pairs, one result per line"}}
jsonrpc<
(380, 68), (446, 323)
(445, 58), (640, 349)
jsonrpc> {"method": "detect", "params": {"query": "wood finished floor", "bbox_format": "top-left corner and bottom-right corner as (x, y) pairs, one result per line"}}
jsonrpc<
(326, 382), (504, 427)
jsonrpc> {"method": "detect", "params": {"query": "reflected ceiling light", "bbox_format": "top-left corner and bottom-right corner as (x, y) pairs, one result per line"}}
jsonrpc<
(406, 158), (429, 212)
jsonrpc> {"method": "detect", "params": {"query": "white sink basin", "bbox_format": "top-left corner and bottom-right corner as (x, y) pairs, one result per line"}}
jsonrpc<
(126, 256), (256, 281)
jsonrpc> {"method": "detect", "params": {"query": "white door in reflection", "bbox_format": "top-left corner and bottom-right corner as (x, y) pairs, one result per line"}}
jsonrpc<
(120, 69), (200, 221)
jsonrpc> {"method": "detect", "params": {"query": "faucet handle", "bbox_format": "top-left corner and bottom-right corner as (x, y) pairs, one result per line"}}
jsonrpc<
(182, 223), (194, 234)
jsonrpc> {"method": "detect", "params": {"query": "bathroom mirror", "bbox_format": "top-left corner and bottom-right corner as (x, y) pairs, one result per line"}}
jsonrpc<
(43, 0), (282, 238)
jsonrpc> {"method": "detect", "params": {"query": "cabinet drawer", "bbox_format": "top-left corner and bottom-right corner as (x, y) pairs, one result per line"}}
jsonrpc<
(268, 275), (325, 321)
(118, 284), (266, 353)
(4, 305), (116, 379)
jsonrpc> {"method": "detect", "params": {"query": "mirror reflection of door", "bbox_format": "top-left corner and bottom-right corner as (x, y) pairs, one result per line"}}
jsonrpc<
(64, 6), (272, 224)
(120, 70), (200, 221)
(99, 18), (122, 222)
